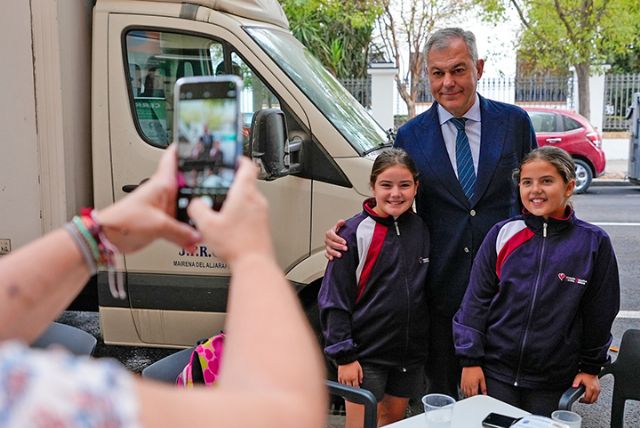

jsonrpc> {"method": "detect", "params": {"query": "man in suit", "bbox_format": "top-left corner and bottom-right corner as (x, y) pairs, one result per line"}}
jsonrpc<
(326, 27), (536, 398)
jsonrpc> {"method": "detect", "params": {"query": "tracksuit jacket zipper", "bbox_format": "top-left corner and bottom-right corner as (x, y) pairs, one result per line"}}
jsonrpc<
(394, 219), (410, 372)
(514, 222), (547, 386)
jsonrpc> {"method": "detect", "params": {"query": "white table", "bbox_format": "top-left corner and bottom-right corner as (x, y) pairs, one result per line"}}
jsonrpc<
(384, 395), (530, 427)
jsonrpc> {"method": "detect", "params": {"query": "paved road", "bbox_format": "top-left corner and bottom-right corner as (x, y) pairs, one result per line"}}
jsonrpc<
(59, 185), (640, 427)
(567, 186), (640, 427)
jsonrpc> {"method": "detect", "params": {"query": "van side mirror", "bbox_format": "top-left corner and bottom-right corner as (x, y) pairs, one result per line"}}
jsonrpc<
(249, 109), (302, 180)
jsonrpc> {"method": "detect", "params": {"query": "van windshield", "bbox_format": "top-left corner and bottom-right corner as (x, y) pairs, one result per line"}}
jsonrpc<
(246, 27), (389, 155)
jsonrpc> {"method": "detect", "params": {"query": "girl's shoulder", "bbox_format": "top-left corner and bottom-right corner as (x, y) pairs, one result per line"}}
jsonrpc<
(338, 211), (370, 239)
(573, 216), (612, 240)
(490, 215), (527, 236)
(402, 209), (428, 229)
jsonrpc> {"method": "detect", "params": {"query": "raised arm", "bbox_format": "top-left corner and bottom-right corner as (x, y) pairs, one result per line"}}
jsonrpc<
(136, 158), (326, 428)
(0, 148), (326, 428)
(0, 145), (200, 343)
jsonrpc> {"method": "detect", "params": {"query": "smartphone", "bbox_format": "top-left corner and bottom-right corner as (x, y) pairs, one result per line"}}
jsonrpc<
(174, 75), (243, 222)
(482, 412), (522, 428)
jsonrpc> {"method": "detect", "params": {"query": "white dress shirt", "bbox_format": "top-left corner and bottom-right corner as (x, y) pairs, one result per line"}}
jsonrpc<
(437, 94), (481, 178)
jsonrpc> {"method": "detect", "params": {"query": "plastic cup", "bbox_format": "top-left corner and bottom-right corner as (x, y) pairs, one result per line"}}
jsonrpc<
(422, 393), (455, 428)
(551, 410), (582, 428)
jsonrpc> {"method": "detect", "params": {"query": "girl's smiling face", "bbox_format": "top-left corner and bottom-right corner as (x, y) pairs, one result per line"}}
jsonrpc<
(519, 159), (575, 219)
(371, 165), (418, 218)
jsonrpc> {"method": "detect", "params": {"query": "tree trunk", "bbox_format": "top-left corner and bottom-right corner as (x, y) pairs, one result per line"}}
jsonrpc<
(407, 99), (416, 118)
(396, 77), (416, 118)
(575, 62), (590, 120)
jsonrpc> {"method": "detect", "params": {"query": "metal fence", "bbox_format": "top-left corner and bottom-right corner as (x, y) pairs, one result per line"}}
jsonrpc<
(412, 76), (574, 111)
(339, 72), (640, 131)
(339, 76), (372, 108)
(604, 73), (640, 131)
(514, 75), (574, 105)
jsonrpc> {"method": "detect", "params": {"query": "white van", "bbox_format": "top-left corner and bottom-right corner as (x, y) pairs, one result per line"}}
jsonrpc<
(1, 0), (391, 347)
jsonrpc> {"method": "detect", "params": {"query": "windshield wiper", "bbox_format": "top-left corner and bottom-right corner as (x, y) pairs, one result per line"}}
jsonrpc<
(363, 141), (393, 156)
(362, 128), (395, 156)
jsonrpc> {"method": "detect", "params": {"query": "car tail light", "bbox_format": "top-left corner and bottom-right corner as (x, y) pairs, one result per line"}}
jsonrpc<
(586, 131), (602, 149)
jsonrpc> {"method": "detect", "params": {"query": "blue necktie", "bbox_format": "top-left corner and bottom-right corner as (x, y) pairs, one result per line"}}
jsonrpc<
(450, 117), (476, 200)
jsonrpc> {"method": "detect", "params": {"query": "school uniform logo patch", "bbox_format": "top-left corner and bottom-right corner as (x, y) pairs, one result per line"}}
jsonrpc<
(558, 272), (587, 286)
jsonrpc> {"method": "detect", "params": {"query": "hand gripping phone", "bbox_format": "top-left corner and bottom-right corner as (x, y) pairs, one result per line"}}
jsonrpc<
(174, 75), (243, 222)
(482, 412), (522, 428)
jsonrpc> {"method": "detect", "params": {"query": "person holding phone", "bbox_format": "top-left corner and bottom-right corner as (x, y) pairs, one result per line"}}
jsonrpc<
(0, 146), (326, 428)
(453, 146), (620, 416)
(319, 149), (430, 427)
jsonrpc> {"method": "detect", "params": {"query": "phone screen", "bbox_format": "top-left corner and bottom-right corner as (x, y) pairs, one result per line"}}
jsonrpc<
(482, 412), (521, 428)
(174, 76), (242, 221)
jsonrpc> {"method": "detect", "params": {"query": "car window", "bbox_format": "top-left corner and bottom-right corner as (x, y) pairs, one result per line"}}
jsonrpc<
(562, 115), (582, 132)
(124, 30), (221, 147)
(124, 30), (281, 152)
(528, 111), (559, 133)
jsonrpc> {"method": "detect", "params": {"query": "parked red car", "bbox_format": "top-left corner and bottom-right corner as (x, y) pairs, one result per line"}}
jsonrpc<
(524, 107), (606, 194)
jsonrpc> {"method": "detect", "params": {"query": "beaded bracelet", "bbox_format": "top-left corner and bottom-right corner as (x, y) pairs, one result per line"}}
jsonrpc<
(65, 210), (126, 299)
(63, 222), (98, 276)
(90, 210), (125, 300)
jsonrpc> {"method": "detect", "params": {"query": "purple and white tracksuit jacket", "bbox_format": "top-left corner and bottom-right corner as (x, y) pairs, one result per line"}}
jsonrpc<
(318, 198), (430, 368)
(454, 209), (620, 389)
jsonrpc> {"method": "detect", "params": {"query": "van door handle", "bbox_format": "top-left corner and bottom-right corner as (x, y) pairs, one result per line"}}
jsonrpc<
(122, 178), (149, 193)
(546, 138), (562, 144)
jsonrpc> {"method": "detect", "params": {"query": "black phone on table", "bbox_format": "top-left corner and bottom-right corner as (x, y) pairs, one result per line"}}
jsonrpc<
(482, 412), (522, 428)
(173, 75), (243, 222)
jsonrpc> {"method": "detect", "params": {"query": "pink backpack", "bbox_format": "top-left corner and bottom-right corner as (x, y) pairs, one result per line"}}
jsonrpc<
(176, 332), (225, 387)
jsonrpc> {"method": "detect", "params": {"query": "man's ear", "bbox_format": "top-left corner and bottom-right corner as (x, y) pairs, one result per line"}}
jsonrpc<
(476, 59), (485, 80)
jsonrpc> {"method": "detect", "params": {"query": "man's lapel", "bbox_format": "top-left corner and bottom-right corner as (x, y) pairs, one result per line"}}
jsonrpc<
(414, 104), (469, 205)
(473, 96), (507, 206)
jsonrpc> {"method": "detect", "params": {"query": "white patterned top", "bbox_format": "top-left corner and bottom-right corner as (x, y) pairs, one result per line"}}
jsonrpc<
(0, 341), (140, 427)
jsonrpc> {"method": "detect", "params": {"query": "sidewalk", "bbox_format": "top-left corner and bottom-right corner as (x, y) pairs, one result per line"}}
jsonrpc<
(592, 139), (630, 186)
(593, 158), (628, 186)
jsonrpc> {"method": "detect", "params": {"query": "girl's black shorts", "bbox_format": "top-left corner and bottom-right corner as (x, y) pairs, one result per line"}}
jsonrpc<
(357, 362), (425, 402)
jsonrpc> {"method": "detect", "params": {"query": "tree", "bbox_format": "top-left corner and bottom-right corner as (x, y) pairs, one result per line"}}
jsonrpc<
(479, 0), (640, 120)
(375, 0), (474, 118)
(607, 37), (640, 73)
(279, 0), (382, 78)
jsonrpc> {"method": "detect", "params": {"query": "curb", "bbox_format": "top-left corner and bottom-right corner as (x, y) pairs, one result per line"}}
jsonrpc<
(591, 179), (633, 187)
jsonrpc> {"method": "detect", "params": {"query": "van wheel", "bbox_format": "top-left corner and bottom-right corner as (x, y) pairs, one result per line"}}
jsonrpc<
(574, 159), (592, 194)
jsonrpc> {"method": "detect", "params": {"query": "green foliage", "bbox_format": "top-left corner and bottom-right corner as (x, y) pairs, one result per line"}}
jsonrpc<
(477, 0), (640, 74)
(607, 21), (640, 73)
(608, 44), (640, 73)
(279, 0), (383, 78)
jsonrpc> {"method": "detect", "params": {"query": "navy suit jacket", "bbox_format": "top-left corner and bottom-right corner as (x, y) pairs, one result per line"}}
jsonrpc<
(395, 95), (536, 317)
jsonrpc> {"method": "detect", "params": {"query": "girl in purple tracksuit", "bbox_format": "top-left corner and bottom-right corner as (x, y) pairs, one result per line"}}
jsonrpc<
(319, 149), (429, 427)
(454, 146), (620, 416)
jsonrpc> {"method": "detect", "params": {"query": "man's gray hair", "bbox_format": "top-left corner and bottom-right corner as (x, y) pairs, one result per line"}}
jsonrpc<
(426, 28), (479, 64)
